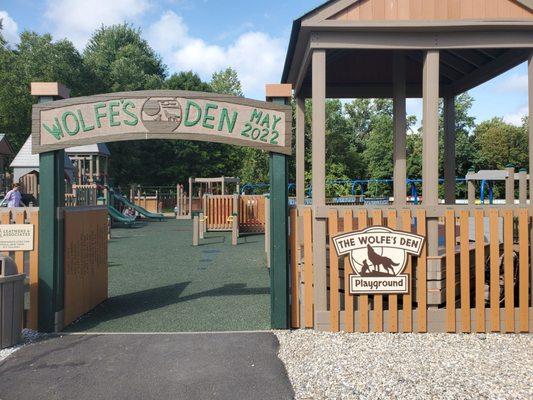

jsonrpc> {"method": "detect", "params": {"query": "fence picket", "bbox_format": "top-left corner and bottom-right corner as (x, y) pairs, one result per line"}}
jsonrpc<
(372, 209), (383, 333)
(290, 208), (299, 328)
(343, 210), (354, 332)
(459, 210), (471, 333)
(401, 209), (412, 332)
(303, 209), (314, 328)
(445, 209), (456, 332)
(416, 209), (427, 333)
(489, 209), (500, 332)
(328, 210), (340, 332)
(357, 210), (369, 332)
(503, 210), (514, 333)
(387, 210), (398, 333)
(474, 209), (485, 333)
(518, 209), (529, 332)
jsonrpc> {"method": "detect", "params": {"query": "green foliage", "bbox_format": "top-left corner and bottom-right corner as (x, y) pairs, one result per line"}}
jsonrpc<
(83, 24), (166, 93)
(0, 31), (91, 149)
(164, 71), (212, 92)
(473, 117), (528, 170)
(210, 67), (243, 96)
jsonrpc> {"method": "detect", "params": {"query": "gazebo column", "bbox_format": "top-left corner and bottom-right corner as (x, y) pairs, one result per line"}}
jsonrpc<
(444, 96), (456, 205)
(422, 50), (440, 263)
(393, 52), (406, 205)
(296, 96), (306, 205)
(312, 48), (327, 323)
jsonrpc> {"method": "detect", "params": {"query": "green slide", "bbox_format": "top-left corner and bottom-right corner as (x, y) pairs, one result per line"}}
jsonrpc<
(112, 193), (166, 221)
(107, 205), (137, 225)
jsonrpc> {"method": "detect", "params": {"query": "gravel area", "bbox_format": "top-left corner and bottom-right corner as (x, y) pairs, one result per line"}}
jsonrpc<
(275, 330), (533, 400)
(0, 329), (47, 363)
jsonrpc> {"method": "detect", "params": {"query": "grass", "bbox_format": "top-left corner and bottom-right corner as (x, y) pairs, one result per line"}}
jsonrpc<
(64, 218), (270, 332)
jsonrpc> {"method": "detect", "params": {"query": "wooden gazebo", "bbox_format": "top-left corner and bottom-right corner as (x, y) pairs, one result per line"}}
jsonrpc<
(282, 0), (533, 333)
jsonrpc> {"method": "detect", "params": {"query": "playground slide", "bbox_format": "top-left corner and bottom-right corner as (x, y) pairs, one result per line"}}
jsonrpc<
(112, 193), (166, 221)
(107, 205), (137, 225)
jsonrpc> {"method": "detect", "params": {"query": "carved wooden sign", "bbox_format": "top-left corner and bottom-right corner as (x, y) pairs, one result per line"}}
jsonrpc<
(32, 91), (292, 155)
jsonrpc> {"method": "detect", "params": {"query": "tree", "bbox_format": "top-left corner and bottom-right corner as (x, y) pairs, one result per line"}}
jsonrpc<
(164, 71), (211, 92)
(0, 31), (91, 149)
(210, 67), (243, 96)
(83, 24), (166, 93)
(473, 117), (528, 171)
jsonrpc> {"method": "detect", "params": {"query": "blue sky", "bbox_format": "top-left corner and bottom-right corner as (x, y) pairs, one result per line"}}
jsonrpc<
(0, 0), (528, 126)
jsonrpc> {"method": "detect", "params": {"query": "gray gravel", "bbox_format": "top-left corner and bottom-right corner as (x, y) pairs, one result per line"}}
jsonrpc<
(275, 330), (533, 400)
(0, 329), (47, 363)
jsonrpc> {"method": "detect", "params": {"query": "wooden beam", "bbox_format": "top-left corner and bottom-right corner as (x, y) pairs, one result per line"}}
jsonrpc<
(296, 96), (305, 205)
(447, 49), (528, 95)
(444, 96), (456, 205)
(393, 51), (407, 206)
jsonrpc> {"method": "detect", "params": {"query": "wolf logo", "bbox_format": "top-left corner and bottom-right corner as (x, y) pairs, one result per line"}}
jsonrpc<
(367, 244), (399, 276)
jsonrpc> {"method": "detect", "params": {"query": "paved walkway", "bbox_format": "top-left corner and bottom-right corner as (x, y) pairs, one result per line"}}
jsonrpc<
(65, 219), (270, 332)
(0, 332), (294, 400)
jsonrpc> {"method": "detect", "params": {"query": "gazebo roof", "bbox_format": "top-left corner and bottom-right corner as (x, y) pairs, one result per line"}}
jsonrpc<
(0, 134), (15, 157)
(282, 0), (533, 98)
(65, 143), (111, 156)
(11, 136), (74, 169)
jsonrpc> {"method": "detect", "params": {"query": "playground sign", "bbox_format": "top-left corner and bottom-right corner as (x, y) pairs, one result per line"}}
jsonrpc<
(332, 227), (424, 294)
(0, 224), (34, 251)
(32, 91), (292, 155)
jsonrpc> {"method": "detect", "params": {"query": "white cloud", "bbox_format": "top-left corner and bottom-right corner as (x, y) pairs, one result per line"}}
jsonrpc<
(503, 106), (528, 126)
(44, 0), (151, 49)
(146, 11), (285, 99)
(0, 10), (19, 45)
(496, 74), (528, 93)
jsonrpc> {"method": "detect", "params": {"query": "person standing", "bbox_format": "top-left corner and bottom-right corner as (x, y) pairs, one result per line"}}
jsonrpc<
(4, 183), (22, 207)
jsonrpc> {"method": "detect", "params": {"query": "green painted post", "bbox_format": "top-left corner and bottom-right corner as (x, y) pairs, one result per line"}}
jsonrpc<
(38, 149), (65, 332)
(267, 91), (290, 329)
(34, 89), (68, 332)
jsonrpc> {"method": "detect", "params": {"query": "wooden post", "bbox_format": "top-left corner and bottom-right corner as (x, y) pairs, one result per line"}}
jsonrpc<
(312, 49), (327, 322)
(393, 51), (406, 205)
(192, 214), (199, 246)
(467, 168), (476, 205)
(505, 164), (515, 205)
(266, 83), (291, 329)
(188, 177), (193, 218)
(422, 50), (440, 261)
(296, 96), (306, 205)
(199, 212), (205, 239)
(32, 82), (70, 332)
(444, 96), (456, 205)
(221, 176), (225, 195)
(231, 214), (238, 246)
(519, 169), (527, 205)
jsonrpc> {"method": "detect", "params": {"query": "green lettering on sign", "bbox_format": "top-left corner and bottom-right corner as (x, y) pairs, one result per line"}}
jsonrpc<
(202, 103), (218, 130)
(94, 102), (107, 128)
(62, 111), (80, 136)
(184, 100), (202, 127)
(77, 110), (94, 132)
(250, 109), (263, 124)
(260, 113), (270, 128)
(43, 118), (64, 140)
(272, 115), (282, 131)
(122, 100), (138, 126)
(108, 100), (121, 127)
(218, 108), (238, 133)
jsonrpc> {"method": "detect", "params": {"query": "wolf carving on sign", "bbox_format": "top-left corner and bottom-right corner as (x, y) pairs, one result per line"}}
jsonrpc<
(332, 226), (425, 294)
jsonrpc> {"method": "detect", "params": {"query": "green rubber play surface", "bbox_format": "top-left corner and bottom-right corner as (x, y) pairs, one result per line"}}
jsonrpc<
(64, 219), (270, 332)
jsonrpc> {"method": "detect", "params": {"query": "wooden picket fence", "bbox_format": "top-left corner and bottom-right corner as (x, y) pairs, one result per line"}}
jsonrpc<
(0, 208), (39, 330)
(204, 195), (266, 233)
(289, 205), (532, 333)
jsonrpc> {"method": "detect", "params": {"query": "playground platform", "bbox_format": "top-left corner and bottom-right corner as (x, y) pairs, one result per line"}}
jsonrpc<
(64, 219), (270, 332)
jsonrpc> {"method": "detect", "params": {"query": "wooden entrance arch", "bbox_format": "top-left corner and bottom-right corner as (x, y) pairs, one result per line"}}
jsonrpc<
(31, 85), (292, 332)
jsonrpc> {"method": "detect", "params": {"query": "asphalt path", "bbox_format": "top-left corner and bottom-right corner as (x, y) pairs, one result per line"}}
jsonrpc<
(0, 332), (294, 400)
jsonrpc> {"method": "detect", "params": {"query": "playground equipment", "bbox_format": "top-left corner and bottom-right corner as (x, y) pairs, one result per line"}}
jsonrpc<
(176, 176), (240, 219)
(466, 166), (529, 205)
(64, 184), (99, 207)
(113, 192), (165, 221)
